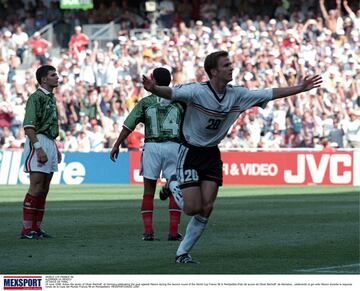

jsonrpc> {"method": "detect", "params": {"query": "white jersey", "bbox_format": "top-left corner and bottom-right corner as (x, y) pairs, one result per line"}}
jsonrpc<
(171, 81), (273, 147)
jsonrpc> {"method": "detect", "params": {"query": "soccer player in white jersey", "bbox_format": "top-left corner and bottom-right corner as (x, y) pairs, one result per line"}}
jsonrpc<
(110, 68), (184, 241)
(142, 50), (322, 263)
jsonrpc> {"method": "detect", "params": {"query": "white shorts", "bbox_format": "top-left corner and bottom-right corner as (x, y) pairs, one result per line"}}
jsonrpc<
(23, 134), (58, 174)
(140, 142), (179, 180)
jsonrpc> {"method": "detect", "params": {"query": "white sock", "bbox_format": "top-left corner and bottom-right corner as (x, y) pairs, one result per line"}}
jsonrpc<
(169, 180), (184, 210)
(176, 215), (208, 256)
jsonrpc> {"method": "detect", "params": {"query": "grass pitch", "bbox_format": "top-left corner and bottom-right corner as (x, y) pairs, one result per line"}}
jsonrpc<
(0, 185), (359, 274)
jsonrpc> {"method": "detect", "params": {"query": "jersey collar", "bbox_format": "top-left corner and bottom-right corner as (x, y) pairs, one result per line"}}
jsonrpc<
(39, 86), (53, 96)
(206, 81), (226, 103)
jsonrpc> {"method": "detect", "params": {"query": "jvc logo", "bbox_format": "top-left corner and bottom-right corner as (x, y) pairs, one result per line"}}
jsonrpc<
(284, 153), (358, 184)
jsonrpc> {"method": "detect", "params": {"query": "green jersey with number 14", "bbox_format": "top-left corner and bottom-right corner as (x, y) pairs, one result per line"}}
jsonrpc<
(123, 95), (184, 143)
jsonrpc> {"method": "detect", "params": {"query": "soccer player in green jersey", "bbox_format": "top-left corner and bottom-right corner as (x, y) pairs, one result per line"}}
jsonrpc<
(110, 67), (184, 241)
(21, 65), (62, 239)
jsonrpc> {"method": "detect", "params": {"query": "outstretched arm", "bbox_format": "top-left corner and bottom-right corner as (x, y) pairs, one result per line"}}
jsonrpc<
(272, 75), (322, 100)
(142, 74), (172, 99)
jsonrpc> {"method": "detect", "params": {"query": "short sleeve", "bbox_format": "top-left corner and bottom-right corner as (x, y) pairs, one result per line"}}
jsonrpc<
(23, 95), (37, 129)
(123, 99), (144, 131)
(237, 87), (273, 109)
(171, 83), (197, 104)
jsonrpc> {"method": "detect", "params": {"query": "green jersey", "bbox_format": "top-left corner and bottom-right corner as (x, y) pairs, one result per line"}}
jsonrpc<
(124, 95), (184, 143)
(23, 88), (59, 139)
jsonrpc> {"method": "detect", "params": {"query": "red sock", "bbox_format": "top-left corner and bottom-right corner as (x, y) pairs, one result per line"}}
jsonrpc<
(141, 194), (154, 234)
(169, 195), (181, 236)
(35, 196), (46, 231)
(22, 193), (39, 234)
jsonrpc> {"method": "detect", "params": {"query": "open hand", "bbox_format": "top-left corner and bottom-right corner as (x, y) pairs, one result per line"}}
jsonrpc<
(300, 75), (322, 92)
(36, 148), (48, 166)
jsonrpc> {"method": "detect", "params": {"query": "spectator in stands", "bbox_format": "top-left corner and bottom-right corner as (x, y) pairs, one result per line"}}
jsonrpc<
(1, 0), (359, 152)
(0, 126), (12, 148)
(344, 110), (360, 148)
(244, 111), (263, 147)
(200, 0), (218, 26)
(77, 130), (91, 152)
(28, 31), (51, 65)
(319, 136), (337, 153)
(283, 127), (300, 148)
(262, 122), (284, 149)
(0, 56), (10, 84)
(300, 134), (315, 148)
(220, 127), (243, 150)
(79, 50), (97, 86)
(319, 0), (343, 35)
(12, 127), (26, 149)
(328, 118), (345, 148)
(105, 122), (121, 149)
(63, 130), (78, 151)
(88, 120), (106, 152)
(0, 102), (14, 136)
(12, 25), (29, 64)
(158, 0), (175, 28)
(68, 26), (89, 59)
(0, 30), (16, 61)
(270, 100), (287, 135)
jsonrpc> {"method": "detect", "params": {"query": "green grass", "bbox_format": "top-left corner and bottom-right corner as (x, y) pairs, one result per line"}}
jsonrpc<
(0, 185), (359, 274)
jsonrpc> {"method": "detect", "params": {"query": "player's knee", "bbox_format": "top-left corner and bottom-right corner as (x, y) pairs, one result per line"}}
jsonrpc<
(201, 203), (214, 217)
(30, 183), (47, 196)
(183, 204), (202, 216)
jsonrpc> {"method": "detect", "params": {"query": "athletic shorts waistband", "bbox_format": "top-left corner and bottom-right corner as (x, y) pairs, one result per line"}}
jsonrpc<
(182, 141), (218, 151)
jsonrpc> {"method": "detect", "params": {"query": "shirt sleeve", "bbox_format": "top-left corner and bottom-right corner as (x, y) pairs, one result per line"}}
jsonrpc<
(23, 95), (37, 129)
(123, 100), (144, 131)
(237, 87), (273, 109)
(171, 83), (197, 104)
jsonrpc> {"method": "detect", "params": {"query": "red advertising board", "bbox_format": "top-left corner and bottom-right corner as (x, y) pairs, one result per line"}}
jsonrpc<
(130, 151), (359, 186)
(222, 151), (359, 185)
(129, 151), (142, 184)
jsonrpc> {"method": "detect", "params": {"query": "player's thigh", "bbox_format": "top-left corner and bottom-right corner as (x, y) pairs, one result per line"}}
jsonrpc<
(24, 135), (58, 174)
(140, 143), (162, 180)
(200, 180), (219, 217)
(161, 142), (179, 180)
(176, 144), (200, 188)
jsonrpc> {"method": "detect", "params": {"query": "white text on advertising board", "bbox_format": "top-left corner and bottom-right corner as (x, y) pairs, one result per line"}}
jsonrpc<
(284, 154), (352, 184)
(0, 151), (85, 185)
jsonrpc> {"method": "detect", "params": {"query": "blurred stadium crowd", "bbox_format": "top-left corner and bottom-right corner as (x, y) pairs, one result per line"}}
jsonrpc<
(0, 0), (359, 152)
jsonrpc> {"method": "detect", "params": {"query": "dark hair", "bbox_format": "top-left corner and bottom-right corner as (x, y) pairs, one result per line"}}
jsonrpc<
(35, 65), (56, 84)
(204, 51), (228, 78)
(153, 67), (171, 86)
